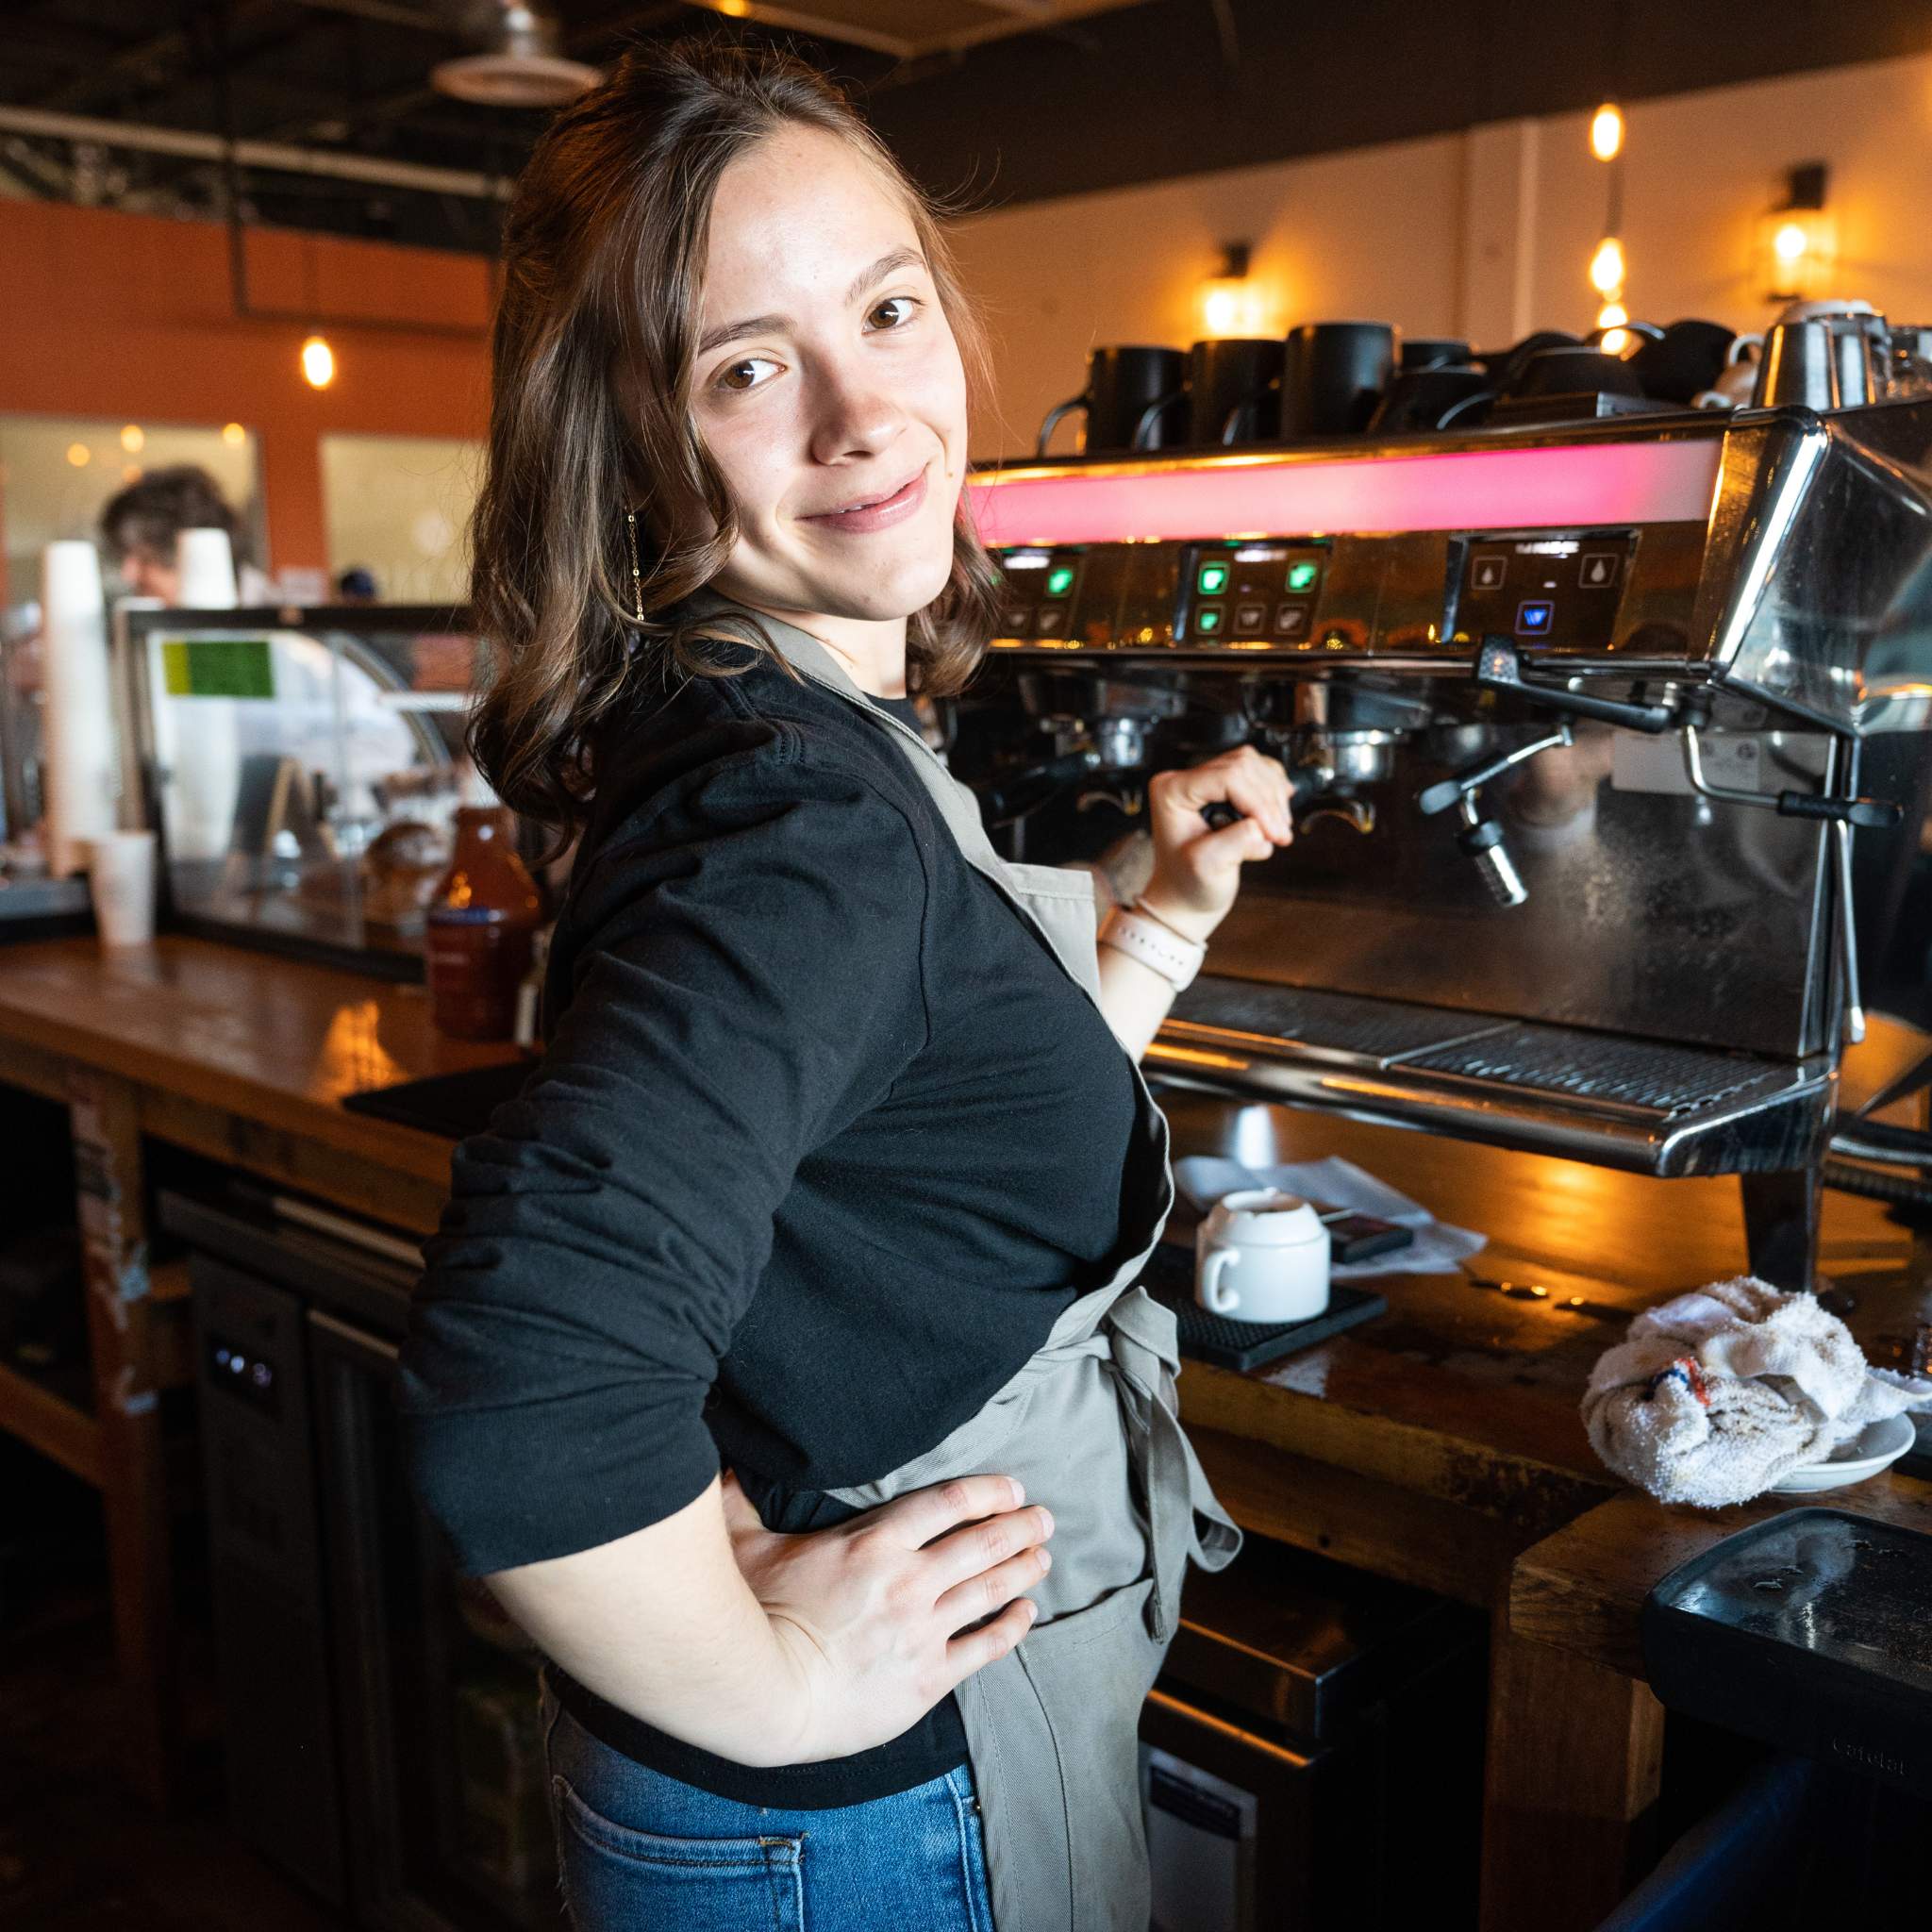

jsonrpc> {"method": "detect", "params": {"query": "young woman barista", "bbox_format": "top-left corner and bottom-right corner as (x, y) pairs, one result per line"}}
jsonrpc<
(397, 36), (1295, 1932)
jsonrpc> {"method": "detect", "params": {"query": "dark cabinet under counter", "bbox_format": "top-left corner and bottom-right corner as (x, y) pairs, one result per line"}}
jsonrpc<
(164, 1183), (562, 1932)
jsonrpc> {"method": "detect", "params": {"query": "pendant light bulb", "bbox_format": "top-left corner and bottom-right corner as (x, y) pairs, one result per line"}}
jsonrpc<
(1590, 102), (1624, 162)
(1589, 236), (1626, 296)
(300, 333), (337, 390)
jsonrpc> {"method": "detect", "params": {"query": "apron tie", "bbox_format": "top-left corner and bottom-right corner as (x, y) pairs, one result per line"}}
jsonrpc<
(1102, 1281), (1242, 1642)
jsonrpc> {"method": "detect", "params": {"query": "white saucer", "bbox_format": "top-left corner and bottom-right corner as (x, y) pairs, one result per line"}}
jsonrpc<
(1768, 1412), (1918, 1495)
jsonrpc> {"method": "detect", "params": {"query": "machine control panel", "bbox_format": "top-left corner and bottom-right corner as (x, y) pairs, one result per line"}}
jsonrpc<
(1180, 542), (1326, 643)
(993, 520), (1703, 661)
(1450, 531), (1639, 657)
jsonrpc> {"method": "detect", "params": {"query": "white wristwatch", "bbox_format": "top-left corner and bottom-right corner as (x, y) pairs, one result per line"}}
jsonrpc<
(1100, 907), (1207, 991)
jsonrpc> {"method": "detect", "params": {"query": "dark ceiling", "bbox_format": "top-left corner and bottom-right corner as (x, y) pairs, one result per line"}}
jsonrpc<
(3, 1), (1930, 258)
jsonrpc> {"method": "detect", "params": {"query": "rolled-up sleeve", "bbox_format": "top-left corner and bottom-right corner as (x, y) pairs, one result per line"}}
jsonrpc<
(396, 756), (930, 1575)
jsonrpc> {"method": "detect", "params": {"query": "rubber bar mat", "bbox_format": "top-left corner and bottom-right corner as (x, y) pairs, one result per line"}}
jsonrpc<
(1138, 1241), (1386, 1371)
(342, 1058), (536, 1140)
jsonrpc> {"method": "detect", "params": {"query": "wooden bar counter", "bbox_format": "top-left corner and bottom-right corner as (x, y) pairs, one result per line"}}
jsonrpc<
(0, 937), (524, 1810)
(1, 934), (1924, 1924)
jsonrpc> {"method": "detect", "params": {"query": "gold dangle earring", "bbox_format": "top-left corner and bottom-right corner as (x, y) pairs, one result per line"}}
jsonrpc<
(625, 508), (644, 623)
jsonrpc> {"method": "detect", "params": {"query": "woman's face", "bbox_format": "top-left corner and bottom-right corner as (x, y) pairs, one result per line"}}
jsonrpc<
(690, 125), (968, 632)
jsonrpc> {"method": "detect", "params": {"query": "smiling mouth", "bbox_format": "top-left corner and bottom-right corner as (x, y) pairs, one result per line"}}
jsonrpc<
(805, 469), (925, 520)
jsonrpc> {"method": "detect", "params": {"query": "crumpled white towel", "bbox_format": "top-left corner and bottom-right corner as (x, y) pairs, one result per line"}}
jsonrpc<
(1581, 1274), (1932, 1507)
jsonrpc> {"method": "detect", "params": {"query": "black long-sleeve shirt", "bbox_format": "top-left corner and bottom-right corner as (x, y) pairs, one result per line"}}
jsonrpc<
(396, 645), (1141, 1807)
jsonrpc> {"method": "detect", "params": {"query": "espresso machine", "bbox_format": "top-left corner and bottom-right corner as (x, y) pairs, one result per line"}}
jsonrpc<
(953, 392), (1932, 1290)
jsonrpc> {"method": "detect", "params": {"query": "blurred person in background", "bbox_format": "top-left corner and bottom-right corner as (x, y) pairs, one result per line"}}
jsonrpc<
(98, 463), (274, 605)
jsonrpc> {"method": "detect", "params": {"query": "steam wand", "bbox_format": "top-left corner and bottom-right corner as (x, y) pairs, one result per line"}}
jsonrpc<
(1465, 636), (1898, 1033)
(1414, 724), (1574, 908)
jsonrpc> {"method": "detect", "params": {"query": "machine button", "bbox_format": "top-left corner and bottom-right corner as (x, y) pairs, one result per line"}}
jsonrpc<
(1000, 605), (1031, 635)
(1233, 602), (1267, 634)
(1196, 561), (1230, 596)
(1472, 554), (1507, 591)
(1579, 552), (1621, 589)
(1515, 600), (1555, 638)
(1285, 559), (1321, 594)
(1274, 604), (1309, 638)
(1045, 563), (1077, 598)
(1036, 605), (1067, 635)
(1194, 605), (1225, 636)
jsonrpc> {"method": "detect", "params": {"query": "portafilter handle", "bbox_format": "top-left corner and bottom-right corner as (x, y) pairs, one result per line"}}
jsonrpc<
(1200, 763), (1372, 833)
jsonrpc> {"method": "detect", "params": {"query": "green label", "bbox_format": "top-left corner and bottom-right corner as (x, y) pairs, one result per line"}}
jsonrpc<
(160, 637), (275, 699)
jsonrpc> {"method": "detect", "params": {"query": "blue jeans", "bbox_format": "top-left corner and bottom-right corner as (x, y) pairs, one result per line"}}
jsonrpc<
(540, 1675), (998, 1930)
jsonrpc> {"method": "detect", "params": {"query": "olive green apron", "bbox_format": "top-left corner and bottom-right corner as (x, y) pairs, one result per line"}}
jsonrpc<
(685, 591), (1243, 1931)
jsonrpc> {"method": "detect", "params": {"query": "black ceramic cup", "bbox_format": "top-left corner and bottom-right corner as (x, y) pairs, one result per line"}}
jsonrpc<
(1628, 320), (1737, 406)
(1505, 345), (1645, 400)
(1036, 344), (1188, 455)
(1400, 337), (1473, 373)
(1280, 322), (1399, 440)
(1365, 364), (1493, 434)
(1186, 337), (1285, 446)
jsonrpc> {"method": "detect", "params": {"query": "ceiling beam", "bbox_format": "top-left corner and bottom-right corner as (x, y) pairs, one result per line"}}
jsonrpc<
(0, 104), (514, 200)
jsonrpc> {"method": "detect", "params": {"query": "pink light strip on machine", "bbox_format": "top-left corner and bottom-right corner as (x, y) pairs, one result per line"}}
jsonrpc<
(966, 439), (1724, 546)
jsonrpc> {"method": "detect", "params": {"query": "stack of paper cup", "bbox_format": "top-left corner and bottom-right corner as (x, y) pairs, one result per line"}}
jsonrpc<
(87, 829), (158, 946)
(176, 527), (239, 608)
(40, 540), (117, 877)
(160, 531), (243, 862)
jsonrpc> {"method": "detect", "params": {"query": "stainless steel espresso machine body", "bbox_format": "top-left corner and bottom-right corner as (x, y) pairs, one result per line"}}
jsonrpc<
(956, 400), (1932, 1288)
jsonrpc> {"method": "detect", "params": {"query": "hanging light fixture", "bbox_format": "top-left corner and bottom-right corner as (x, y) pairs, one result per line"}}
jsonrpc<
(298, 232), (335, 390)
(301, 334), (337, 389)
(432, 1), (601, 108)
(1588, 7), (1631, 330)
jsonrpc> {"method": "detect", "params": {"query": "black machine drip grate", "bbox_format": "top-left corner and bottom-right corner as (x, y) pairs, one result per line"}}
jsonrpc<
(1402, 1024), (1795, 1119)
(1169, 978), (1505, 1063)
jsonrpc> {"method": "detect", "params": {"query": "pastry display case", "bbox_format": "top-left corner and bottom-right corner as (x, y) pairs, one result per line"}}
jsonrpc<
(126, 604), (500, 974)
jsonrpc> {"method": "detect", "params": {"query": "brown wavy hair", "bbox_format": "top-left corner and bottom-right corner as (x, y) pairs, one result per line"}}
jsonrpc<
(467, 35), (1001, 844)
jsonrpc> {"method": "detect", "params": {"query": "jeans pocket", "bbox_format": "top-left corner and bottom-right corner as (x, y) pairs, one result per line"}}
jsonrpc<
(550, 1774), (806, 1932)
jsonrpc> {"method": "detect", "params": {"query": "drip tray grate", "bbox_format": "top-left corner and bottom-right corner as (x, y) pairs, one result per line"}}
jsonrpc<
(1153, 976), (1831, 1177)
(1403, 1025), (1796, 1120)
(1168, 980), (1505, 1063)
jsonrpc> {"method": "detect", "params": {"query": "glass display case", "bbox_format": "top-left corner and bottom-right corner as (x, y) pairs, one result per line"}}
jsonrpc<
(127, 604), (492, 973)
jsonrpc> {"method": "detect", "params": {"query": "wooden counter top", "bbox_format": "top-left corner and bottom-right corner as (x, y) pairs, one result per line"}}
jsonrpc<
(0, 935), (525, 1219)
(1, 930), (1924, 1593)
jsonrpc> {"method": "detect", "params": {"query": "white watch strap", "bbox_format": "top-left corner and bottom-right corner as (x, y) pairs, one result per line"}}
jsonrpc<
(1101, 908), (1206, 991)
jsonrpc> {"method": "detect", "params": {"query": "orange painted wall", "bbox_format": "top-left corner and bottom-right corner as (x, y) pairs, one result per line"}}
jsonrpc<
(0, 198), (494, 581)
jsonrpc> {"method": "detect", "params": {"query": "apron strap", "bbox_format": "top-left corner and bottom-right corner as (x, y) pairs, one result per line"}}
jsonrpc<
(1103, 1284), (1243, 1641)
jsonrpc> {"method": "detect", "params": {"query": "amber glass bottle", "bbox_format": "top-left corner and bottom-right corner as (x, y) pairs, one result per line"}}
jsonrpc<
(424, 808), (543, 1041)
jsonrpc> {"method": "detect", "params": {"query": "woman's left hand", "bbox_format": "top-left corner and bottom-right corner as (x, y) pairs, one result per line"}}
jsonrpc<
(1138, 745), (1294, 943)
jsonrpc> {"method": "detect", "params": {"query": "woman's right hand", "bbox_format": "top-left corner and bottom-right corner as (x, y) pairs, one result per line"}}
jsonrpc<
(719, 1467), (1054, 1763)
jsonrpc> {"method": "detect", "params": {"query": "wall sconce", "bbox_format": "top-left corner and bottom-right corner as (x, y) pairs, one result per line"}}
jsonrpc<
(1757, 161), (1835, 304)
(1200, 241), (1268, 338)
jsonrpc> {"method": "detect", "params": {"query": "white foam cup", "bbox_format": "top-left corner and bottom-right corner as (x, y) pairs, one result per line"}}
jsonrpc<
(87, 830), (158, 946)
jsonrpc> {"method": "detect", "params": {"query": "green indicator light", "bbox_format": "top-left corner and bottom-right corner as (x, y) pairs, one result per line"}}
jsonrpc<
(1195, 608), (1224, 634)
(1197, 562), (1229, 595)
(1045, 564), (1076, 597)
(1286, 560), (1320, 593)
